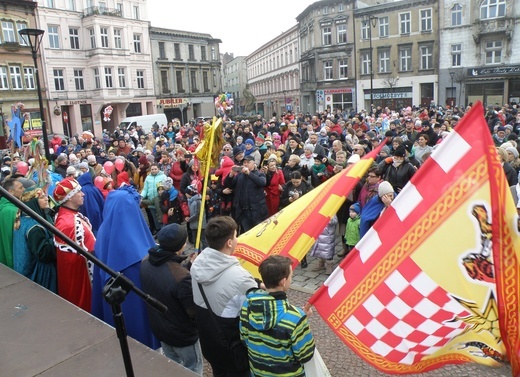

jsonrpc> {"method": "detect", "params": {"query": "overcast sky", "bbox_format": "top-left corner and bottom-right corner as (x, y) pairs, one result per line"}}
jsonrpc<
(147, 0), (308, 57)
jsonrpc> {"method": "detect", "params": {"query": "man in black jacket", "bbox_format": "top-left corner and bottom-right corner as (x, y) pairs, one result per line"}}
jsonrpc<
(225, 155), (268, 233)
(140, 224), (202, 375)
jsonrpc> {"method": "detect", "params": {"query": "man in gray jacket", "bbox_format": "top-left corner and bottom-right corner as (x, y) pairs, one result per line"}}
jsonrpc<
(191, 217), (259, 377)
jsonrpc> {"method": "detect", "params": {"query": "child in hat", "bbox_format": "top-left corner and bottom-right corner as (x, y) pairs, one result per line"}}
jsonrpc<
(344, 203), (361, 257)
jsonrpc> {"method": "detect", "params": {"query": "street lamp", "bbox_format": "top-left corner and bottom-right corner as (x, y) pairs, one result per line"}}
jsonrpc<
(363, 15), (377, 113)
(18, 28), (51, 162)
(449, 72), (455, 107)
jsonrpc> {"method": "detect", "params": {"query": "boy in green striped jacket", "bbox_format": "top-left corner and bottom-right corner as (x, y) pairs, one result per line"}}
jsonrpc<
(239, 256), (315, 376)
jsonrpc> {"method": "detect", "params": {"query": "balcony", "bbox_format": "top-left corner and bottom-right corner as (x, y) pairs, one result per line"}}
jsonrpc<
(82, 6), (122, 19)
(473, 17), (514, 43)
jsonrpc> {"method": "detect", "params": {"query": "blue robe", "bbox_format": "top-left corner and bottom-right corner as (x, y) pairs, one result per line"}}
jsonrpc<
(359, 195), (386, 238)
(77, 172), (104, 234)
(91, 185), (159, 349)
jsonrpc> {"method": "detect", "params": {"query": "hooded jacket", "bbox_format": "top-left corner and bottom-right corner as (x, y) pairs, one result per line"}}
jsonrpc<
(140, 249), (198, 347)
(191, 247), (258, 372)
(239, 290), (315, 377)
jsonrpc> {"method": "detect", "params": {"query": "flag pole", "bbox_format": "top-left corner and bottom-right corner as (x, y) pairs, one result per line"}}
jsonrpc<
(194, 117), (220, 250)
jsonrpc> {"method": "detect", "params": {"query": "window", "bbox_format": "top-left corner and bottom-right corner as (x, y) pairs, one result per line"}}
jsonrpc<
(0, 67), (7, 89)
(451, 4), (462, 26)
(118, 67), (126, 87)
(399, 46), (412, 71)
(68, 0), (76, 11)
(16, 23), (27, 45)
(174, 43), (181, 59)
(361, 20), (369, 40)
(2, 22), (15, 43)
(48, 25), (60, 48)
(378, 49), (390, 73)
(337, 24), (347, 43)
(485, 40), (502, 64)
(451, 44), (461, 67)
(190, 70), (197, 91)
(361, 51), (371, 75)
(133, 5), (139, 19)
(100, 27), (109, 48)
(420, 9), (432, 31)
(201, 46), (207, 60)
(176, 70), (183, 92)
(420, 45), (433, 69)
(24, 67), (35, 89)
(99, 1), (106, 11)
(93, 68), (100, 89)
(322, 27), (332, 45)
(69, 28), (80, 49)
(203, 71), (209, 91)
(89, 28), (96, 49)
(480, 0), (506, 19)
(339, 4), (344, 12)
(323, 60), (333, 80)
(188, 44), (194, 60)
(46, 0), (55, 7)
(136, 70), (144, 88)
(323, 6), (329, 14)
(339, 59), (348, 78)
(400, 12), (411, 34)
(104, 67), (113, 88)
(161, 70), (169, 93)
(379, 17), (389, 37)
(211, 46), (216, 60)
(133, 34), (141, 53)
(159, 42), (166, 59)
(74, 69), (84, 90)
(9, 66), (22, 89)
(53, 69), (65, 91)
(114, 29), (122, 49)
(116, 3), (123, 16)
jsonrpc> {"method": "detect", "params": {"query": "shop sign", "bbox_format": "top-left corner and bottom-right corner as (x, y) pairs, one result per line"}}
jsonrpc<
(158, 98), (187, 108)
(323, 88), (353, 94)
(467, 66), (520, 77)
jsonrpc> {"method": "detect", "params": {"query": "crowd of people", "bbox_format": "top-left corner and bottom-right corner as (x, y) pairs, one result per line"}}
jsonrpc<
(1, 101), (520, 376)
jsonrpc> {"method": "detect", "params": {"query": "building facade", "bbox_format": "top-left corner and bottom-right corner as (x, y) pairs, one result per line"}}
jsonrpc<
(246, 25), (300, 118)
(35, 0), (156, 137)
(354, 0), (440, 111)
(222, 54), (247, 116)
(150, 27), (222, 124)
(297, 0), (357, 114)
(439, 0), (519, 109)
(0, 0), (39, 149)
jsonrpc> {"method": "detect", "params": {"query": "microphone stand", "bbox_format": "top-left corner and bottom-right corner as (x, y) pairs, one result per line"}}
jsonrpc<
(0, 185), (167, 377)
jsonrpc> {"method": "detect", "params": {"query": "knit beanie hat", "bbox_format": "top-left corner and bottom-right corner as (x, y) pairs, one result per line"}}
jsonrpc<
(245, 139), (255, 146)
(350, 202), (361, 214)
(156, 223), (188, 252)
(378, 181), (394, 197)
(139, 155), (148, 165)
(506, 146), (519, 159)
(233, 146), (243, 156)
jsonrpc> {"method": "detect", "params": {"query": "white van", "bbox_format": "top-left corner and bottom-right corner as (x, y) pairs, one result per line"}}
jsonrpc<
(119, 114), (168, 134)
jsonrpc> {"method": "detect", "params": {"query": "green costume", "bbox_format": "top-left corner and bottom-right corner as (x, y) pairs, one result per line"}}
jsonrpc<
(0, 196), (18, 268)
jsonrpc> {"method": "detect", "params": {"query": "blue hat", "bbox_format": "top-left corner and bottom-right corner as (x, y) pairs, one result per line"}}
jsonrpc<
(245, 139), (255, 146)
(350, 202), (361, 214)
